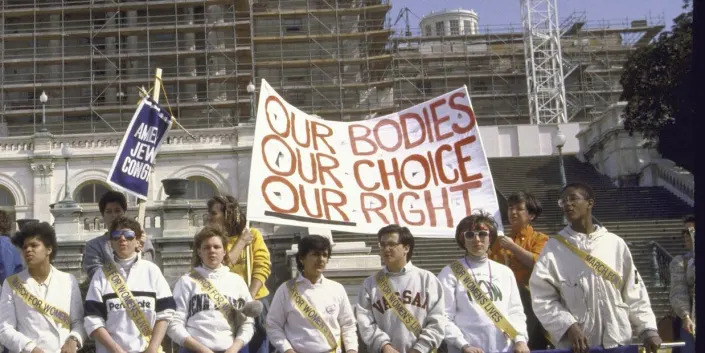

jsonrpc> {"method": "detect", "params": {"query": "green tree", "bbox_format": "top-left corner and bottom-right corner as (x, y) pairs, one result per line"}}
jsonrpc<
(620, 2), (694, 172)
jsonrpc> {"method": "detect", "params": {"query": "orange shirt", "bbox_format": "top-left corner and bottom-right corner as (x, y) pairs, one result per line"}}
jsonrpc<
(489, 224), (548, 287)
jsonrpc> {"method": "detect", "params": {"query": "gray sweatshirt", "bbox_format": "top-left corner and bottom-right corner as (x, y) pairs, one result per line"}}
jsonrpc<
(355, 262), (446, 353)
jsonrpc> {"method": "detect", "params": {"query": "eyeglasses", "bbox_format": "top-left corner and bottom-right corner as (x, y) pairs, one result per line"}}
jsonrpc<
(110, 230), (136, 240)
(378, 241), (402, 249)
(557, 195), (586, 208)
(462, 230), (490, 239)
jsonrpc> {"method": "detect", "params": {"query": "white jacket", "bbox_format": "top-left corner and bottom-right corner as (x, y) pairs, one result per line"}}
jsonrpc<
(0, 267), (86, 353)
(168, 265), (255, 350)
(529, 225), (658, 349)
(84, 258), (176, 353)
(438, 256), (527, 353)
(266, 273), (358, 353)
(355, 262), (446, 353)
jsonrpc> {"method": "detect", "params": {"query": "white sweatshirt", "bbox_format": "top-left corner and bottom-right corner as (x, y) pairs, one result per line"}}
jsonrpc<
(266, 273), (358, 353)
(529, 225), (658, 349)
(355, 262), (446, 353)
(0, 267), (86, 353)
(84, 257), (176, 353)
(438, 256), (527, 353)
(167, 265), (255, 350)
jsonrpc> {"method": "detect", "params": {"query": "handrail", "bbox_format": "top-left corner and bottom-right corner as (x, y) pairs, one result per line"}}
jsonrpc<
(649, 240), (674, 287)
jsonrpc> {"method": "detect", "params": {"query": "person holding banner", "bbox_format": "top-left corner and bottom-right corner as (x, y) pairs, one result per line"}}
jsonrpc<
(206, 196), (271, 353)
(82, 191), (156, 280)
(438, 212), (529, 353)
(529, 182), (662, 353)
(355, 224), (445, 353)
(0, 222), (86, 353)
(266, 235), (358, 353)
(84, 216), (176, 353)
(168, 226), (254, 353)
(488, 191), (549, 350)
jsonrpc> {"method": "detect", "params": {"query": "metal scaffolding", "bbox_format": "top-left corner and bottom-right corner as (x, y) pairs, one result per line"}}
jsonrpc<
(521, 0), (568, 124)
(0, 0), (665, 136)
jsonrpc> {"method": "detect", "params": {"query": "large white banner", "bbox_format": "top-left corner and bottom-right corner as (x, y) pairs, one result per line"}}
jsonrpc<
(246, 79), (503, 237)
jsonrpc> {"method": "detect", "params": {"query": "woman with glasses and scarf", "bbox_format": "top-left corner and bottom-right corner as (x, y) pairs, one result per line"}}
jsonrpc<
(438, 212), (529, 353)
(206, 196), (271, 353)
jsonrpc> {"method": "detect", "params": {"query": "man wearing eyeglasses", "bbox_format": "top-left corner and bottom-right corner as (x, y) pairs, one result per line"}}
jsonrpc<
(82, 191), (156, 280)
(355, 224), (446, 353)
(529, 182), (662, 353)
(669, 214), (695, 353)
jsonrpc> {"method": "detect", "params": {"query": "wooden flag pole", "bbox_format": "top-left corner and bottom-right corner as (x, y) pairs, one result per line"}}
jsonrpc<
(137, 68), (162, 229)
(245, 220), (252, 288)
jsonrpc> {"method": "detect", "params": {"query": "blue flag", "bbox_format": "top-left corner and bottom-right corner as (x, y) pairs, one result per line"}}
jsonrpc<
(107, 97), (173, 200)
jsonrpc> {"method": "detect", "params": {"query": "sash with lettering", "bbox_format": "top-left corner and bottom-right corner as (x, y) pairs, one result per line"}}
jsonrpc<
(188, 270), (236, 328)
(7, 274), (70, 329)
(553, 236), (624, 289)
(102, 262), (162, 353)
(286, 279), (338, 352)
(375, 271), (437, 353)
(449, 260), (519, 340)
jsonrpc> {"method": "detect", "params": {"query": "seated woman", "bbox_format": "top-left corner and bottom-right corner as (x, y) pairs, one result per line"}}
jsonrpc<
(168, 226), (255, 353)
(206, 196), (270, 353)
(84, 216), (176, 353)
(266, 235), (358, 353)
(0, 222), (86, 353)
(438, 212), (529, 353)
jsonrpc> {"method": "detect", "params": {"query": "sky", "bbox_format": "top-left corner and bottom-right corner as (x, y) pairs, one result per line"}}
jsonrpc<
(392, 0), (686, 32)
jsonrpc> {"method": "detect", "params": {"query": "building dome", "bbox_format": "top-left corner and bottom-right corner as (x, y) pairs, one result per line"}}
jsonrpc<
(419, 8), (479, 36)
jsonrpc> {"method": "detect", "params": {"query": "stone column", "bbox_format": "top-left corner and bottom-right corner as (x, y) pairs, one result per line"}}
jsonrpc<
(51, 201), (83, 241)
(29, 160), (55, 223)
(158, 178), (195, 286)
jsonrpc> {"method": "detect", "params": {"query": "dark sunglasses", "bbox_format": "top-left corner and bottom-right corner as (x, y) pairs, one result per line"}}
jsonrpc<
(462, 230), (490, 239)
(110, 230), (136, 240)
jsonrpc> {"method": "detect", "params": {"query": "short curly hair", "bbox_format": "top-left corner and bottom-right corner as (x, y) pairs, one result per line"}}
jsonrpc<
(454, 211), (499, 251)
(108, 216), (143, 241)
(12, 221), (58, 261)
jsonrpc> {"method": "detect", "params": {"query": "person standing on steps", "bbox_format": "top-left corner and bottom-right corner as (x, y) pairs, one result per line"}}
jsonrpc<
(669, 214), (696, 353)
(488, 191), (549, 350)
(530, 182), (662, 353)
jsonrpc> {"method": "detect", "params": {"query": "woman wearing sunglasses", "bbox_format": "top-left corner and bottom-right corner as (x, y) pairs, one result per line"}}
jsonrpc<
(0, 222), (86, 353)
(438, 212), (529, 353)
(168, 226), (255, 353)
(84, 216), (176, 353)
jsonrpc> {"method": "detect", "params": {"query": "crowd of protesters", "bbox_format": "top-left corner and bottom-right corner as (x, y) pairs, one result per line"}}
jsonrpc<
(0, 182), (694, 353)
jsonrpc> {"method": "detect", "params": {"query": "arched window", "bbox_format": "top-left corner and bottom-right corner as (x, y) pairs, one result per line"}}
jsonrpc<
(0, 186), (16, 233)
(74, 181), (111, 204)
(184, 176), (217, 200)
(0, 185), (14, 207)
